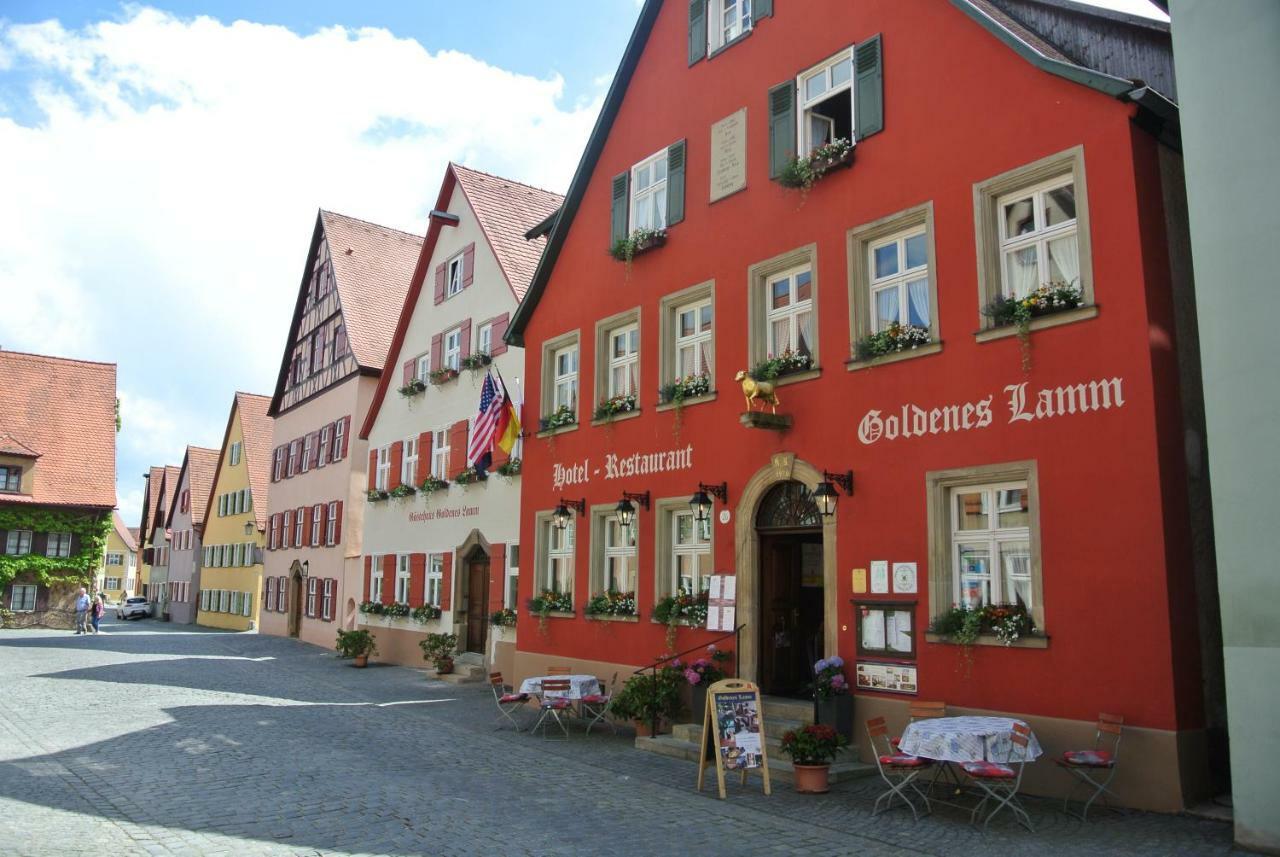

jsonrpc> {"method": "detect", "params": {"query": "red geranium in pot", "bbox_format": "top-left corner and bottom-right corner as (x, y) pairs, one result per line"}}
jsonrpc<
(779, 723), (849, 794)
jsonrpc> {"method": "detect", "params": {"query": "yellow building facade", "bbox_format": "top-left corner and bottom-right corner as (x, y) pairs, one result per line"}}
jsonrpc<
(97, 511), (138, 602)
(197, 392), (272, 631)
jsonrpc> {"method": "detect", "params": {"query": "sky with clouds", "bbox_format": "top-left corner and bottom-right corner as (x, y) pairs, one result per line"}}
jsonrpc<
(0, 0), (1167, 527)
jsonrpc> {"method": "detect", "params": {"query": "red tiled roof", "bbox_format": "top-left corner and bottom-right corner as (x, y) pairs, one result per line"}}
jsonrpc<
(183, 446), (221, 527)
(452, 164), (563, 301)
(158, 465), (180, 533)
(0, 349), (116, 508)
(0, 432), (40, 458)
(141, 465), (166, 538)
(234, 392), (274, 530)
(321, 211), (422, 370)
(128, 527), (140, 544)
(112, 511), (138, 551)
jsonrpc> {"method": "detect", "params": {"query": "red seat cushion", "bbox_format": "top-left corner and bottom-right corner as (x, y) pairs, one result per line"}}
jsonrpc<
(879, 753), (927, 768)
(889, 736), (902, 749)
(1062, 749), (1114, 767)
(542, 697), (572, 710)
(961, 760), (1016, 779)
(580, 694), (609, 704)
(498, 693), (528, 704)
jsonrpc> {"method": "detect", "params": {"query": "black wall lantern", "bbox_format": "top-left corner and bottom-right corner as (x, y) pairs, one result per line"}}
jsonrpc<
(553, 498), (586, 530)
(615, 491), (651, 527)
(814, 470), (854, 517)
(689, 481), (729, 523)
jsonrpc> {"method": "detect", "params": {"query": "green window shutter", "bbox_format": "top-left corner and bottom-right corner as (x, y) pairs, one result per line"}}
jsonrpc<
(768, 80), (797, 180)
(610, 171), (630, 247)
(854, 34), (884, 140)
(688, 0), (707, 66)
(666, 139), (687, 227)
(753, 0), (773, 23)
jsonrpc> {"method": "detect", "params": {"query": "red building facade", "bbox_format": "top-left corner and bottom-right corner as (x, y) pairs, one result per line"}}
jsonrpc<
(507, 0), (1208, 811)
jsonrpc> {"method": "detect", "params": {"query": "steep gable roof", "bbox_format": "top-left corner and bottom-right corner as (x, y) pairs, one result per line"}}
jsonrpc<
(0, 349), (117, 508)
(140, 465), (166, 541)
(112, 511), (138, 551)
(204, 392), (273, 532)
(152, 465), (180, 540)
(358, 163), (563, 439)
(167, 445), (220, 529)
(506, 0), (1178, 345)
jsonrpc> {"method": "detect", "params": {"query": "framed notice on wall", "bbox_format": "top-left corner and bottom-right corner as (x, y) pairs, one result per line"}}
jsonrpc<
(706, 575), (737, 632)
(856, 662), (919, 695)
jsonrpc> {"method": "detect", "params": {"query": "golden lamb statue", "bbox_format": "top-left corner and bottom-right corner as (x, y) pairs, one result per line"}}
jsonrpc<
(735, 370), (781, 414)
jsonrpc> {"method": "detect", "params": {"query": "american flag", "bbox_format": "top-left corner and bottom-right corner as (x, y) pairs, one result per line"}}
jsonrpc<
(466, 370), (506, 471)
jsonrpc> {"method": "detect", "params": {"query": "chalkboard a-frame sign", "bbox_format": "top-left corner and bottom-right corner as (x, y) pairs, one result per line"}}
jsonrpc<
(696, 679), (773, 799)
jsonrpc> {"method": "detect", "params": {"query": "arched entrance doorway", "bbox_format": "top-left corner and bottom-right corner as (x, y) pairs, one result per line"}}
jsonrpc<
(756, 480), (824, 697)
(287, 560), (304, 638)
(734, 453), (839, 693)
(456, 529), (492, 656)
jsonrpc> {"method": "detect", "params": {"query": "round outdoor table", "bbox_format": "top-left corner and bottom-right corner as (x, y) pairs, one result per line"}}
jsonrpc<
(518, 674), (601, 700)
(898, 715), (1042, 763)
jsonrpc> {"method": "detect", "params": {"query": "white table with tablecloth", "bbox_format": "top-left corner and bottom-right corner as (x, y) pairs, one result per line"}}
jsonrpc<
(898, 715), (1043, 763)
(518, 674), (602, 700)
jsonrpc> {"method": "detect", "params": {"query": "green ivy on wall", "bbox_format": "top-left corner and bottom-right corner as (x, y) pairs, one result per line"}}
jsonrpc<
(0, 507), (113, 590)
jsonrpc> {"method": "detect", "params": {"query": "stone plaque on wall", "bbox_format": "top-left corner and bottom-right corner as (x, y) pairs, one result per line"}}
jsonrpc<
(710, 108), (747, 202)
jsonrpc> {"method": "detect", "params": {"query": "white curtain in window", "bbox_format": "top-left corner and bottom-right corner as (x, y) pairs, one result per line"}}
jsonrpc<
(1005, 247), (1040, 298)
(771, 318), (791, 353)
(875, 289), (899, 329)
(907, 279), (930, 327)
(1048, 233), (1080, 287)
(797, 309), (814, 355)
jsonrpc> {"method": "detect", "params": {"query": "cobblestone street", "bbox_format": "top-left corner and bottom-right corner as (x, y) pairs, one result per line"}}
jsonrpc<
(0, 618), (1240, 856)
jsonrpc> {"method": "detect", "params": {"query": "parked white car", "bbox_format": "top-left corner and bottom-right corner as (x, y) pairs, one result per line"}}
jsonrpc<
(116, 596), (152, 620)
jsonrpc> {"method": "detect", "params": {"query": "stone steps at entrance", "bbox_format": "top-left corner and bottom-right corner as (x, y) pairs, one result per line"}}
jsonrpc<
(634, 735), (876, 786)
(431, 651), (486, 684)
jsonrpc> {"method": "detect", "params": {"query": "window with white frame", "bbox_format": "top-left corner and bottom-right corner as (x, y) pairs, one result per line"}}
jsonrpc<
(106, 552), (124, 566)
(444, 327), (462, 371)
(710, 0), (752, 51)
(306, 577), (317, 616)
(369, 558), (384, 603)
(269, 516), (280, 550)
(545, 519), (574, 594)
(4, 530), (31, 556)
(294, 511), (304, 547)
(220, 590), (231, 612)
(951, 482), (1032, 611)
(325, 501), (338, 545)
(318, 426), (331, 463)
(266, 577), (275, 612)
(241, 591), (251, 617)
(232, 590), (242, 615)
(375, 446), (390, 491)
(431, 429), (449, 479)
(1, 465), (22, 492)
(505, 545), (519, 609)
(798, 48), (854, 155)
(629, 149), (668, 233)
(105, 577), (121, 590)
(766, 265), (814, 359)
(601, 517), (637, 594)
(288, 439), (300, 476)
(553, 344), (578, 413)
(869, 228), (930, 331)
(671, 510), (712, 596)
(395, 554), (411, 604)
(675, 299), (713, 380)
(402, 436), (418, 485)
(607, 324), (639, 398)
(446, 253), (464, 297)
(302, 433), (314, 473)
(282, 510), (292, 548)
(997, 177), (1080, 300)
(201, 588), (211, 611)
(333, 419), (346, 461)
(311, 504), (322, 546)
(322, 578), (334, 619)
(416, 353), (431, 384)
(273, 447), (285, 480)
(9, 584), (36, 612)
(230, 441), (242, 467)
(427, 554), (443, 606)
(46, 532), (72, 558)
(477, 323), (493, 357)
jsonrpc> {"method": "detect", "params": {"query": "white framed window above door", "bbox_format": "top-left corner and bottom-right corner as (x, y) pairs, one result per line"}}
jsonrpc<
(765, 264), (814, 359)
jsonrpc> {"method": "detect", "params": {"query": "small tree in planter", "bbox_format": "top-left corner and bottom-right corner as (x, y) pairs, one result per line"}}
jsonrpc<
(419, 632), (458, 675)
(335, 629), (378, 667)
(608, 670), (682, 736)
(779, 723), (849, 794)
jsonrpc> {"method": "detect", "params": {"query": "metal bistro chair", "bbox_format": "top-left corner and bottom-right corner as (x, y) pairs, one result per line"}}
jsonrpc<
(579, 672), (618, 735)
(1055, 712), (1124, 821)
(489, 672), (530, 732)
(963, 721), (1035, 833)
(531, 678), (574, 740)
(867, 716), (934, 821)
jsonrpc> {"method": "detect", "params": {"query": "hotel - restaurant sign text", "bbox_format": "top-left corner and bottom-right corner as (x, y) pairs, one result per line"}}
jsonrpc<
(552, 444), (693, 491)
(858, 377), (1125, 445)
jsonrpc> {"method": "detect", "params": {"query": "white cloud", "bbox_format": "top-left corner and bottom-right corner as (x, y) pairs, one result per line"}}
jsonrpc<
(0, 7), (599, 514)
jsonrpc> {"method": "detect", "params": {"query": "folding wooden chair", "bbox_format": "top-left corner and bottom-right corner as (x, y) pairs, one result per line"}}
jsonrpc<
(963, 721), (1034, 832)
(891, 700), (948, 748)
(867, 716), (933, 820)
(489, 672), (529, 731)
(531, 678), (574, 739)
(1055, 712), (1124, 820)
(579, 672), (618, 735)
(546, 665), (572, 675)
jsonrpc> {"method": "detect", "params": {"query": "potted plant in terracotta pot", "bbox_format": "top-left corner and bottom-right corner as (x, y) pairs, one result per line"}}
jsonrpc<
(812, 656), (853, 740)
(779, 723), (849, 794)
(335, 629), (378, 667)
(609, 670), (681, 736)
(419, 632), (458, 675)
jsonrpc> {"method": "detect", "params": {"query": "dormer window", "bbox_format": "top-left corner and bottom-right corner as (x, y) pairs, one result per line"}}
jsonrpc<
(447, 254), (465, 297)
(0, 465), (20, 492)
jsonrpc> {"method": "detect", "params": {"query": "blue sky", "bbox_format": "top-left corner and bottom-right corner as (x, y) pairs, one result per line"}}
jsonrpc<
(0, 0), (1166, 527)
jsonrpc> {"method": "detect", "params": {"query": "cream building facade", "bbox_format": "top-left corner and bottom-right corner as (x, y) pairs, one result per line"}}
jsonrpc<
(97, 511), (137, 602)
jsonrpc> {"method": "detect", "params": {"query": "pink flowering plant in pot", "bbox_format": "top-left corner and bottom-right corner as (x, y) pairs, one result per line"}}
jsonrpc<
(668, 644), (732, 720)
(813, 656), (854, 740)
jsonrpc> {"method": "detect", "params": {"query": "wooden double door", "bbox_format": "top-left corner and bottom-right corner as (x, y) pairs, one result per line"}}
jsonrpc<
(464, 556), (490, 654)
(758, 531), (825, 697)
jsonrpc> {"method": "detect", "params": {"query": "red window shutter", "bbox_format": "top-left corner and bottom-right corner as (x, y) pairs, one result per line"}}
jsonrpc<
(489, 543), (506, 614)
(490, 312), (510, 356)
(307, 432), (318, 469)
(440, 553), (453, 611)
(341, 416), (352, 460)
(367, 450), (378, 492)
(447, 420), (468, 477)
(381, 555), (396, 605)
(290, 438), (301, 474)
(363, 556), (372, 601)
(389, 440), (404, 491)
(402, 359), (413, 385)
(333, 501), (343, 543)
(459, 318), (473, 360)
(415, 431), (432, 485)
(462, 243), (475, 288)
(409, 553), (426, 605)
(430, 333), (443, 370)
(433, 263), (446, 304)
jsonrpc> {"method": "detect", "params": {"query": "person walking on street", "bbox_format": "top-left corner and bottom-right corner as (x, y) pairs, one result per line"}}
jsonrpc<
(73, 587), (90, 634)
(91, 594), (105, 634)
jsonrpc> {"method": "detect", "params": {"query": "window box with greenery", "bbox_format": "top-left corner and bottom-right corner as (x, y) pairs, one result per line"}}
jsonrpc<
(454, 466), (486, 486)
(610, 227), (667, 264)
(539, 404), (577, 432)
(411, 604), (442, 623)
(610, 139), (685, 269)
(528, 589), (573, 634)
(585, 590), (637, 619)
(419, 476), (449, 494)
(748, 348), (813, 382)
(779, 138), (854, 193)
(495, 458), (522, 478)
(460, 352), (492, 371)
(658, 373), (711, 407)
(366, 489), (389, 503)
(653, 587), (709, 648)
(397, 379), (426, 398)
(593, 393), (638, 423)
(389, 484), (416, 500)
(490, 607), (517, 628)
(854, 322), (932, 361)
(982, 281), (1084, 370)
(428, 367), (460, 386)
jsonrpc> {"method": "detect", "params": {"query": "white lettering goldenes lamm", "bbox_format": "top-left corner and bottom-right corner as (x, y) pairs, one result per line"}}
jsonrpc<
(552, 444), (693, 491)
(857, 377), (1125, 445)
